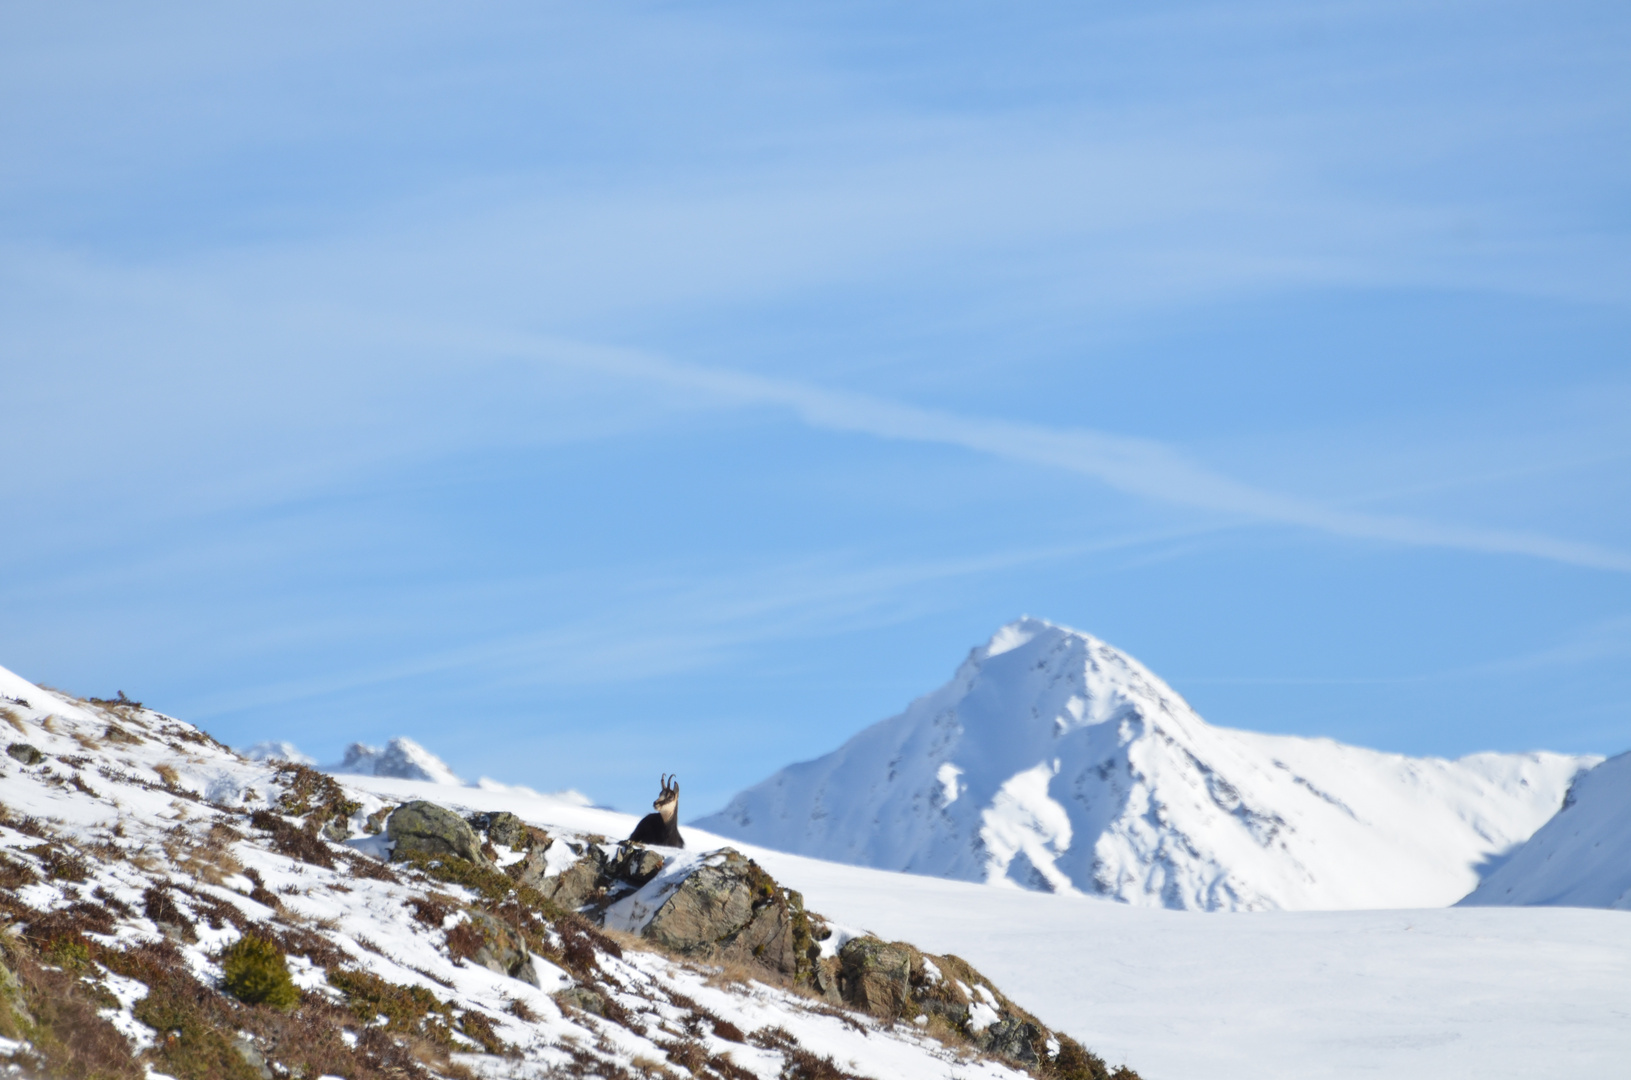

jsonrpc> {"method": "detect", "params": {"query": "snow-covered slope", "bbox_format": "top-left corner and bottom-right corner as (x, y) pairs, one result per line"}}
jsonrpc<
(333, 771), (1631, 1080)
(1460, 751), (1631, 910)
(698, 618), (1597, 911)
(0, 664), (1065, 1080)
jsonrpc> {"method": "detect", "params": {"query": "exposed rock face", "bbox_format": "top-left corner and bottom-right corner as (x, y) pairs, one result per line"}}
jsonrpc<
(460, 909), (540, 987)
(635, 850), (822, 986)
(607, 845), (665, 890)
(837, 937), (912, 1017)
(829, 936), (1047, 1063)
(983, 1017), (1045, 1064)
(507, 838), (669, 911)
(387, 801), (486, 864)
(471, 811), (530, 850)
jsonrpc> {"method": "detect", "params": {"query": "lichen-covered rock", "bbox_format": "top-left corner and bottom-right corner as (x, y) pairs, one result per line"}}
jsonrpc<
(529, 845), (606, 909)
(387, 801), (486, 864)
(837, 936), (914, 1017)
(5, 743), (42, 766)
(635, 849), (818, 986)
(461, 909), (540, 986)
(641, 851), (760, 950)
(470, 810), (530, 850)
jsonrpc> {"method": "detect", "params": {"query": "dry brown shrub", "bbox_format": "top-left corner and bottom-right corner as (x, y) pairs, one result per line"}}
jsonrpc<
(408, 894), (453, 928)
(1, 707), (28, 734)
(242, 867), (281, 911)
(153, 763), (181, 787)
(0, 938), (142, 1079)
(780, 1046), (867, 1080)
(444, 920), (486, 963)
(248, 809), (336, 869)
(0, 853), (39, 890)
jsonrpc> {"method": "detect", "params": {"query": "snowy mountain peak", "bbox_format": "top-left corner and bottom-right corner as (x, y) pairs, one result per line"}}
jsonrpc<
(699, 619), (1598, 912)
(329, 736), (463, 785)
(241, 739), (316, 765)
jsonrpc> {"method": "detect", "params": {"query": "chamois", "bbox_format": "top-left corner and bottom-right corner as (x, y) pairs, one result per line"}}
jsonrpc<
(628, 774), (684, 848)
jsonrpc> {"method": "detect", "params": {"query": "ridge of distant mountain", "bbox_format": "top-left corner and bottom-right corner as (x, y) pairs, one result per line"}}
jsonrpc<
(242, 735), (464, 784)
(697, 617), (1598, 912)
(1460, 750), (1631, 910)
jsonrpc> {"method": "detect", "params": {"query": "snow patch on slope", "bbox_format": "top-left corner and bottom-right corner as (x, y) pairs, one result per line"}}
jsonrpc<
(697, 617), (1598, 912)
(1460, 750), (1631, 910)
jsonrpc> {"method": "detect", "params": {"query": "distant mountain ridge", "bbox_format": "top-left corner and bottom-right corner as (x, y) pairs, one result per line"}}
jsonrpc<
(243, 735), (463, 785)
(698, 618), (1598, 912)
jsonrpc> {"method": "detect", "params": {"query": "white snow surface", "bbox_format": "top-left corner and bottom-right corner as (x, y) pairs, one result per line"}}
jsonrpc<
(1460, 750), (1631, 910)
(4, 658), (1626, 1080)
(0, 664), (1032, 1080)
(336, 771), (1631, 1080)
(697, 618), (1598, 911)
(327, 735), (463, 784)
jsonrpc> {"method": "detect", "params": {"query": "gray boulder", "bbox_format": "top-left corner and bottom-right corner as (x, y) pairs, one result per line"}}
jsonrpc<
(387, 801), (486, 864)
(981, 1017), (1044, 1063)
(510, 840), (666, 911)
(525, 843), (606, 910)
(837, 937), (913, 1017)
(6, 743), (42, 766)
(639, 849), (807, 980)
(606, 843), (665, 889)
(470, 810), (531, 850)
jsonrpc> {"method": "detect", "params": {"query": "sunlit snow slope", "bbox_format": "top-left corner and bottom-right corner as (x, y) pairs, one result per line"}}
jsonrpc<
(335, 772), (1631, 1080)
(1460, 750), (1631, 910)
(698, 618), (1597, 911)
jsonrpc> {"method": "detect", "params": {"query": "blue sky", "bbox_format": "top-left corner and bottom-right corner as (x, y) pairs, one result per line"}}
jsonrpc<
(3, 1), (1628, 814)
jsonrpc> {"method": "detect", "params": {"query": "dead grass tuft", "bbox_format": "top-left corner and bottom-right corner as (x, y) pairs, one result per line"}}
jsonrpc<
(162, 825), (243, 885)
(249, 808), (336, 869)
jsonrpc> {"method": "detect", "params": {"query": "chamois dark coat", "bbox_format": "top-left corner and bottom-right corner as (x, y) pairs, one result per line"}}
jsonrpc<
(628, 774), (684, 848)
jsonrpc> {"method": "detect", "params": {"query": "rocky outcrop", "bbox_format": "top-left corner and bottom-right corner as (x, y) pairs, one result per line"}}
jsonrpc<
(505, 837), (668, 911)
(626, 850), (829, 993)
(470, 810), (529, 850)
(837, 936), (912, 1016)
(831, 940), (1048, 1064)
(387, 801), (486, 864)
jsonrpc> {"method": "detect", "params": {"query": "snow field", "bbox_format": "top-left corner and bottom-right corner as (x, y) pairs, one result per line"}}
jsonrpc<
(339, 773), (1631, 1080)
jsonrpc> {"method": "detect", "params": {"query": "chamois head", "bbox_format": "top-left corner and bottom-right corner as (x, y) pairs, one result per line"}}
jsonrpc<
(653, 774), (679, 820)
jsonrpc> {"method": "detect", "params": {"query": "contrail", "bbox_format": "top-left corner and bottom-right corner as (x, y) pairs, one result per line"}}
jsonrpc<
(502, 334), (1631, 574)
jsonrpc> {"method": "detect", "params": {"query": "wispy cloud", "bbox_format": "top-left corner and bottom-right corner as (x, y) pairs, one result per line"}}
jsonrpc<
(184, 540), (1148, 719)
(496, 335), (1631, 573)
